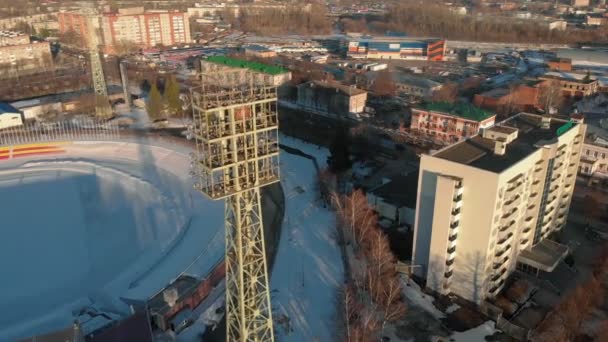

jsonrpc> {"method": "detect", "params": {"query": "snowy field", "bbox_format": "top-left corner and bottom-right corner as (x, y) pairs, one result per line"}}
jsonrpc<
(270, 135), (344, 342)
(0, 141), (224, 341)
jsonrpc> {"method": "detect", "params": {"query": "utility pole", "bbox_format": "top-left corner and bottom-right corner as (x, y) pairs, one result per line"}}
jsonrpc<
(190, 68), (279, 342)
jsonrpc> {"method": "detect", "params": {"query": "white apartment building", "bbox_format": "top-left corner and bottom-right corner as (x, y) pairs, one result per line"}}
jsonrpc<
(413, 113), (585, 304)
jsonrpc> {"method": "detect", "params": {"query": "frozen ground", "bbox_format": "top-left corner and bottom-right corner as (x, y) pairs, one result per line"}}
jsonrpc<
(0, 141), (224, 341)
(270, 135), (344, 342)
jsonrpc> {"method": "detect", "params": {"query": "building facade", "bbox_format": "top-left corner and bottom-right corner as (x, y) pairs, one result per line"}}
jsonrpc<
(58, 7), (191, 54)
(473, 83), (541, 114)
(413, 113), (585, 304)
(411, 103), (496, 143)
(0, 102), (23, 129)
(547, 58), (572, 71)
(579, 134), (608, 179)
(346, 36), (445, 61)
(296, 80), (368, 116)
(540, 72), (599, 99)
(200, 56), (291, 87)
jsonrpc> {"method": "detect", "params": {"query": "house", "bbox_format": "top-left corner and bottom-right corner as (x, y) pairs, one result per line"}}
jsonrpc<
(0, 102), (23, 130)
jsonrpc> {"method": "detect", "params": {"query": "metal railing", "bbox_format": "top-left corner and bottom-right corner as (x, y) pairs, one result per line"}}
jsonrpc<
(0, 118), (120, 147)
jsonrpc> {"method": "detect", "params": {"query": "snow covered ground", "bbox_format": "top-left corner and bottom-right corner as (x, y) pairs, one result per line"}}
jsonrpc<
(0, 141), (224, 341)
(270, 135), (344, 342)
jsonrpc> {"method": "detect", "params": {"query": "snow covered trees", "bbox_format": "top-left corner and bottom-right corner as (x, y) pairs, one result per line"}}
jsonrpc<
(334, 190), (406, 341)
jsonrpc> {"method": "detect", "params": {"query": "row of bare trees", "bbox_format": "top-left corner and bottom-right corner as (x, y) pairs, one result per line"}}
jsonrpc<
(222, 5), (331, 36)
(342, 3), (608, 44)
(332, 190), (406, 341)
(534, 243), (608, 341)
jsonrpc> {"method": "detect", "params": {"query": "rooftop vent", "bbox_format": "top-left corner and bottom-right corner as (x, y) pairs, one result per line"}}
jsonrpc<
(494, 140), (507, 156)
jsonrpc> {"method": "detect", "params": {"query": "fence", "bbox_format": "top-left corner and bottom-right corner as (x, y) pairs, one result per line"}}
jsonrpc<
(0, 118), (120, 147)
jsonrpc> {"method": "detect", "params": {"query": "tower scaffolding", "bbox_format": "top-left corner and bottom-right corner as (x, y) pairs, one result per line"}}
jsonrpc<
(81, 4), (112, 118)
(190, 68), (279, 342)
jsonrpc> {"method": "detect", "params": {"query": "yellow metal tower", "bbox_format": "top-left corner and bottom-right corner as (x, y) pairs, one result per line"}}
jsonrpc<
(81, 4), (112, 117)
(190, 69), (279, 342)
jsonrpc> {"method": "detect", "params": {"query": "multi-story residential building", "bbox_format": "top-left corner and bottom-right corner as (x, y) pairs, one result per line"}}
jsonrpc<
(411, 103), (496, 143)
(413, 113), (585, 304)
(346, 35), (445, 61)
(58, 7), (191, 54)
(579, 134), (608, 179)
(540, 72), (599, 99)
(0, 31), (29, 46)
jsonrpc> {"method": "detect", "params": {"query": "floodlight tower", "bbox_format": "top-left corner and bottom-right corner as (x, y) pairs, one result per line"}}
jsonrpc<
(81, 4), (112, 117)
(190, 69), (280, 342)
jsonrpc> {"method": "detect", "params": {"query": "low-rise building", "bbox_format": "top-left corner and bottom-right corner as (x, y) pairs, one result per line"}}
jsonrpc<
(540, 72), (599, 99)
(0, 31), (29, 46)
(547, 20), (568, 31)
(367, 172), (418, 228)
(547, 57), (572, 71)
(244, 45), (276, 58)
(473, 82), (541, 114)
(413, 113), (585, 304)
(587, 14), (608, 26)
(393, 74), (442, 99)
(0, 102), (23, 130)
(296, 80), (368, 116)
(346, 35), (445, 61)
(580, 134), (608, 179)
(411, 102), (496, 143)
(572, 0), (590, 7)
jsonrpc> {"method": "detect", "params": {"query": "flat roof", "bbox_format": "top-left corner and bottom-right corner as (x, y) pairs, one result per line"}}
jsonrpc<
(301, 80), (367, 96)
(517, 239), (569, 272)
(417, 102), (495, 122)
(433, 113), (577, 173)
(205, 55), (288, 75)
(370, 172), (419, 209)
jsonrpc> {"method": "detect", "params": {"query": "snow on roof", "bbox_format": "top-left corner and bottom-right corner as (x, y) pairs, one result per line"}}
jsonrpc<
(0, 102), (20, 114)
(450, 321), (497, 342)
(10, 99), (42, 108)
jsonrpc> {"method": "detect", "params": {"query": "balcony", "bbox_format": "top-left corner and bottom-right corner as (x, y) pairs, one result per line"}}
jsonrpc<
(447, 246), (456, 254)
(507, 181), (523, 193)
(450, 221), (460, 229)
(453, 194), (463, 202)
(452, 207), (461, 216)
(446, 258), (455, 267)
(491, 268), (507, 282)
(522, 226), (533, 234)
(502, 208), (518, 219)
(530, 192), (539, 199)
(499, 219), (516, 232)
(521, 238), (529, 246)
(493, 255), (508, 270)
(444, 270), (453, 278)
(534, 167), (543, 173)
(496, 245), (512, 258)
(497, 232), (514, 246)
(449, 233), (458, 242)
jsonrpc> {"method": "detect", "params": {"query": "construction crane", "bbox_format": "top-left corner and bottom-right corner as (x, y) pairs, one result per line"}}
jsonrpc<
(81, 3), (112, 118)
(189, 69), (279, 342)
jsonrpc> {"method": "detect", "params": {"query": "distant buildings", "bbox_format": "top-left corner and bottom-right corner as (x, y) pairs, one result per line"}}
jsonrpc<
(473, 82), (541, 114)
(587, 14), (608, 26)
(0, 102), (23, 130)
(58, 7), (191, 54)
(244, 45), (276, 58)
(547, 20), (568, 31)
(411, 103), (496, 143)
(296, 80), (368, 117)
(0, 31), (51, 70)
(367, 73), (441, 99)
(540, 72), (599, 99)
(547, 57), (572, 72)
(346, 35), (445, 61)
(413, 113), (585, 304)
(571, 0), (590, 7)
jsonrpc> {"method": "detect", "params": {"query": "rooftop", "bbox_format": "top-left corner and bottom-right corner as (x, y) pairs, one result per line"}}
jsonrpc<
(433, 113), (577, 173)
(517, 239), (569, 272)
(369, 172), (419, 209)
(417, 102), (495, 122)
(300, 80), (367, 96)
(0, 102), (20, 114)
(542, 71), (597, 84)
(205, 55), (288, 75)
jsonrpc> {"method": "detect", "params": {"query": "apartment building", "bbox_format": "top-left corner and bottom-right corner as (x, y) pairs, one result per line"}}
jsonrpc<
(200, 56), (291, 87)
(296, 81), (368, 116)
(411, 103), (496, 143)
(413, 113), (585, 304)
(0, 31), (52, 72)
(58, 7), (191, 53)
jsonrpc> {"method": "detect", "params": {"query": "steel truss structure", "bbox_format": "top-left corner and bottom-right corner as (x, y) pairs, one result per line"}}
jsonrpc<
(190, 69), (279, 342)
(82, 4), (112, 117)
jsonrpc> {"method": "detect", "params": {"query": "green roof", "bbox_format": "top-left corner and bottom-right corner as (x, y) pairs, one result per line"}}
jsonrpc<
(420, 102), (495, 122)
(205, 56), (287, 76)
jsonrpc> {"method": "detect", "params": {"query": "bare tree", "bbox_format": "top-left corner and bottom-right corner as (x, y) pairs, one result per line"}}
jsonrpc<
(431, 82), (458, 103)
(371, 70), (397, 97)
(538, 79), (563, 114)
